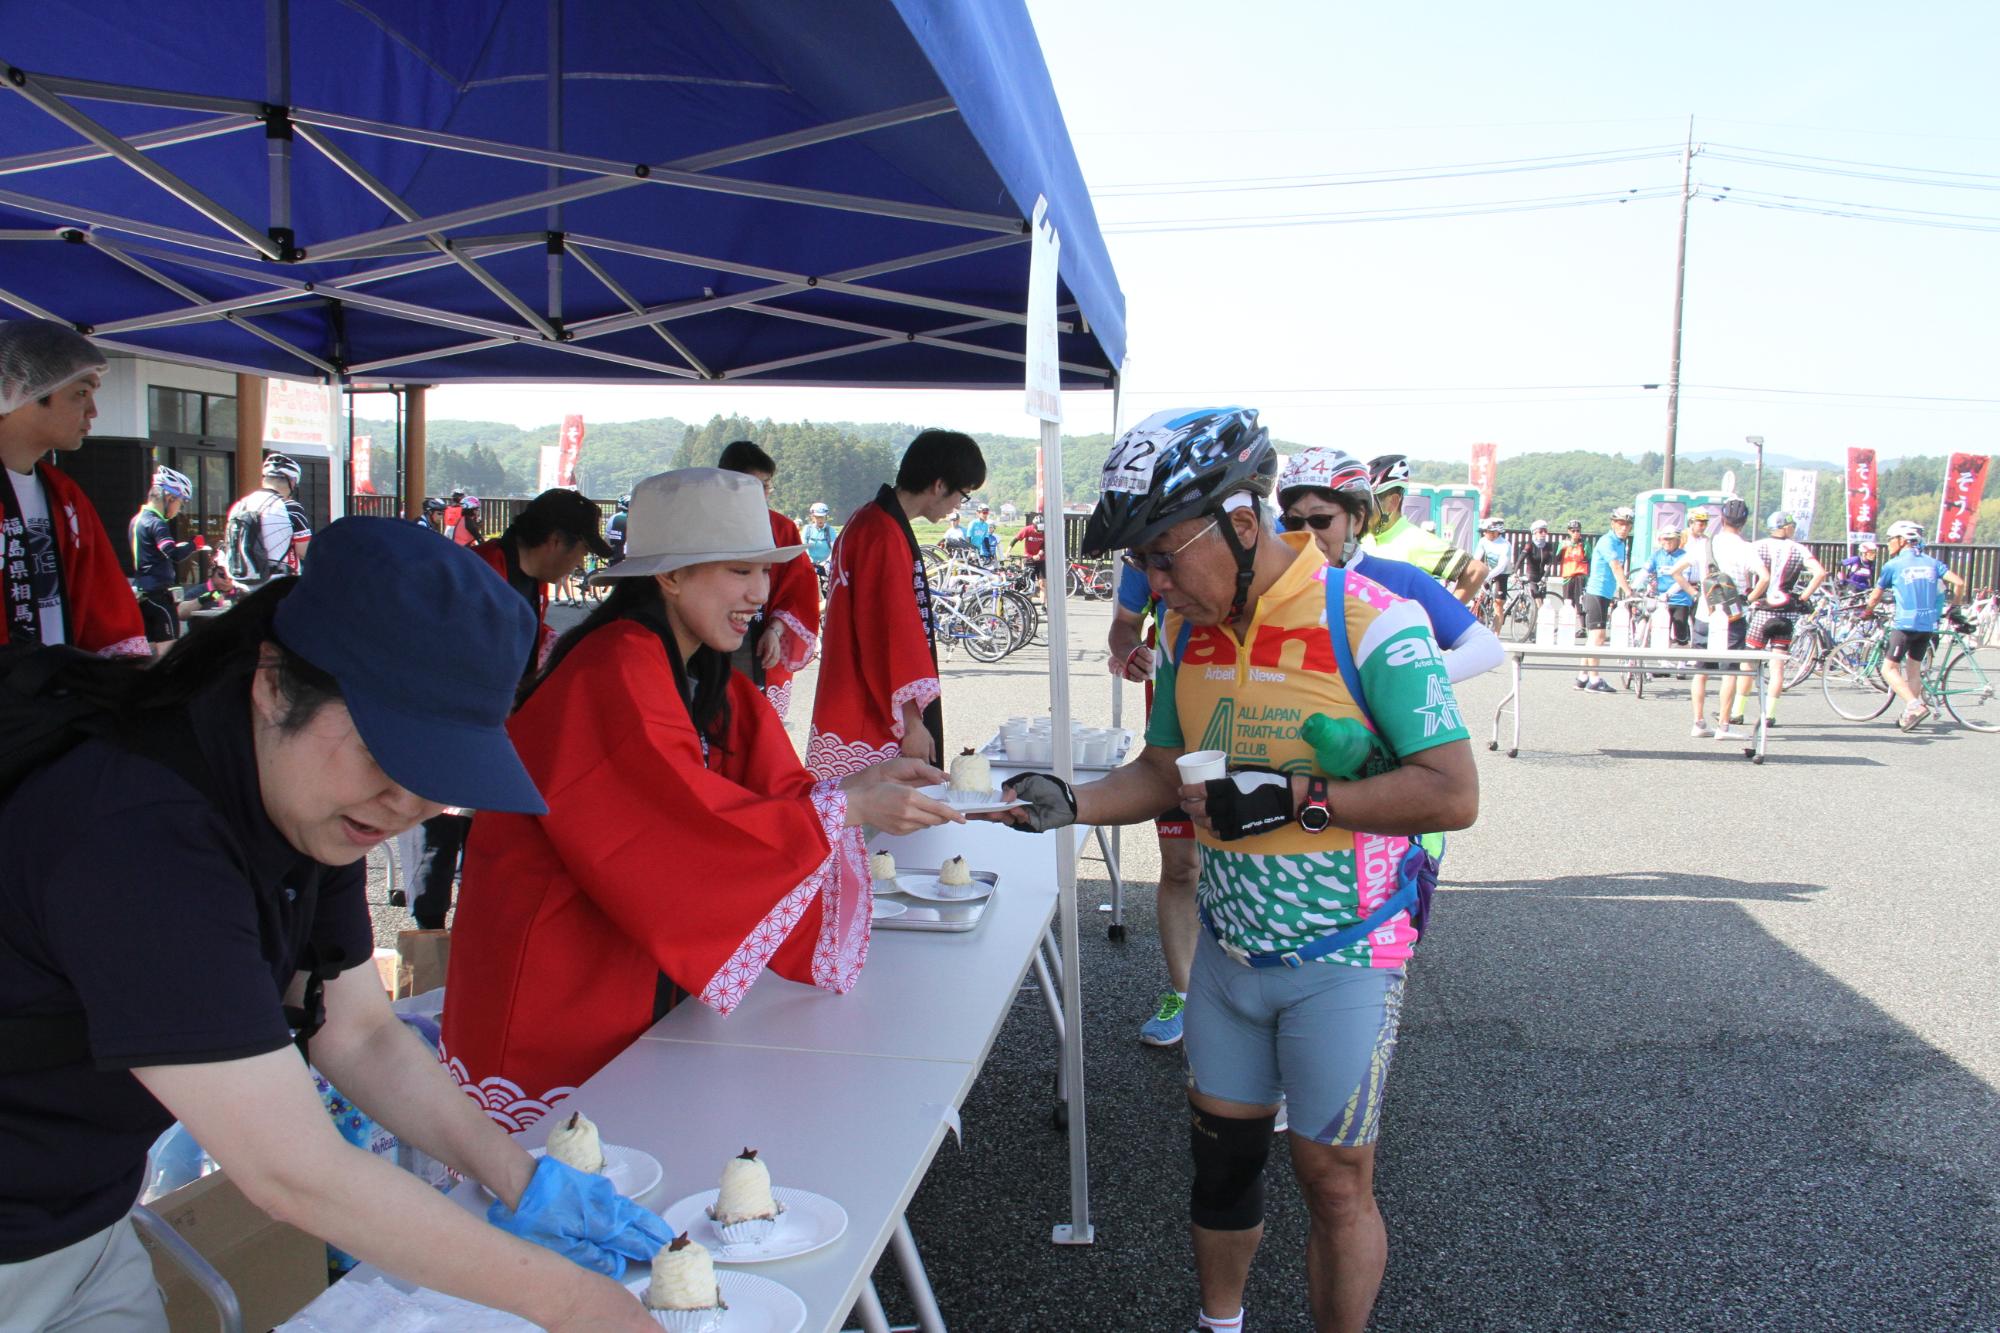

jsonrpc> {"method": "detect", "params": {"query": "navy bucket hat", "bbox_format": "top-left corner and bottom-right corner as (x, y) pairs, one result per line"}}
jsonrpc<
(273, 516), (546, 814)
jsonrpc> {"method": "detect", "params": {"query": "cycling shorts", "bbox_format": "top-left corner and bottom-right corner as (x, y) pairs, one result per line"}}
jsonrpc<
(1487, 572), (1510, 597)
(1580, 592), (1615, 630)
(1183, 929), (1405, 1147)
(1746, 607), (1796, 649)
(137, 588), (176, 643)
(1696, 613), (1748, 670)
(1667, 603), (1694, 646)
(1155, 807), (1194, 840)
(1888, 630), (1936, 663)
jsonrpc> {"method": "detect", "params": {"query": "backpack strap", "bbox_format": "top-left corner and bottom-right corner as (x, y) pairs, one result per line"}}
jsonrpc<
(1323, 566), (1376, 733)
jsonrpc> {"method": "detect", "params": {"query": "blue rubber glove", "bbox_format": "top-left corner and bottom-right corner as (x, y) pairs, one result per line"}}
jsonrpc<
(486, 1155), (675, 1279)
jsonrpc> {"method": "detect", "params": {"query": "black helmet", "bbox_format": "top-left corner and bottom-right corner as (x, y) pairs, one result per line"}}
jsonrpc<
(616, 493), (631, 512)
(421, 496), (446, 514)
(1081, 408), (1274, 558)
(1368, 454), (1412, 494)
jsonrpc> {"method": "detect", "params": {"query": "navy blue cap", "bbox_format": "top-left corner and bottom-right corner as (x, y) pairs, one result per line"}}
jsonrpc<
(272, 516), (546, 814)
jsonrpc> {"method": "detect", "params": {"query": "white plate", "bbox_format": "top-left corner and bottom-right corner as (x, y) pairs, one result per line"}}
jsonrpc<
(917, 782), (1026, 814)
(893, 873), (993, 904)
(657, 1187), (848, 1264)
(623, 1268), (806, 1333)
(482, 1143), (663, 1201)
(871, 897), (908, 920)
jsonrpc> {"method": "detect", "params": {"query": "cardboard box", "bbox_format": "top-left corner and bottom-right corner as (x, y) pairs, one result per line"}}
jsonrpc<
(137, 1170), (326, 1333)
(394, 929), (451, 999)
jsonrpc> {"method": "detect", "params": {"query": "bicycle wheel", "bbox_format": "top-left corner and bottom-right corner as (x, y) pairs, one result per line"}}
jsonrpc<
(1622, 612), (1652, 691)
(1822, 638), (1895, 720)
(963, 612), (1014, 663)
(1783, 626), (1827, 691)
(1939, 643), (2000, 732)
(981, 588), (1031, 650)
(1002, 589), (1042, 648)
(1499, 591), (1536, 643)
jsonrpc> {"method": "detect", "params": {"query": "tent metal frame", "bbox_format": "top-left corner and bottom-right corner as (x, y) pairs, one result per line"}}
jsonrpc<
(0, 61), (1110, 391)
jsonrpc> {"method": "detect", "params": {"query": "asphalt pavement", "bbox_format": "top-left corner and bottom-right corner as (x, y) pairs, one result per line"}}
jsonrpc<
(384, 597), (1999, 1332)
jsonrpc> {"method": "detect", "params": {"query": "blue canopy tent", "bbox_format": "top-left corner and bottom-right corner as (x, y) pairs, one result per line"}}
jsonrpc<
(0, 0), (1118, 1261)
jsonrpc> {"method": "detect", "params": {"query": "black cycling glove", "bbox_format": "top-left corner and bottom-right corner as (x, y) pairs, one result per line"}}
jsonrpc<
(1003, 773), (1078, 832)
(1203, 768), (1295, 841)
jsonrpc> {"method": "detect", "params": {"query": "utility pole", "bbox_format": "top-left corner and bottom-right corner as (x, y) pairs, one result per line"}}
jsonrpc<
(1662, 116), (1694, 489)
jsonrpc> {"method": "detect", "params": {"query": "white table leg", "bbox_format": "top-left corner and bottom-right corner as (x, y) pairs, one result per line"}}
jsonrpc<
(892, 1217), (949, 1333)
(1032, 943), (1067, 1103)
(1094, 825), (1126, 938)
(1041, 926), (1064, 992)
(851, 1278), (895, 1333)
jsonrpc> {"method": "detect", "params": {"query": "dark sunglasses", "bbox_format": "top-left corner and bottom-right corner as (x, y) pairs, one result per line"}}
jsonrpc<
(1282, 511), (1342, 532)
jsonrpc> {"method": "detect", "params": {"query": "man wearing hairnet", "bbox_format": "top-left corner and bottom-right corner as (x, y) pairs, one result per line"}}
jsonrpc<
(0, 321), (148, 657)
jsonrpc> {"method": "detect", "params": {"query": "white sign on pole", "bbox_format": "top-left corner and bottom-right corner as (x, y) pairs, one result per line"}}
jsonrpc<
(265, 379), (333, 449)
(1781, 468), (1818, 541)
(1025, 195), (1063, 424)
(537, 444), (561, 492)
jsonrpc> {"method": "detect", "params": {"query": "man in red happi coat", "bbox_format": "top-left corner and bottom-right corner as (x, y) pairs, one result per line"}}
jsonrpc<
(718, 440), (820, 721)
(809, 430), (987, 777)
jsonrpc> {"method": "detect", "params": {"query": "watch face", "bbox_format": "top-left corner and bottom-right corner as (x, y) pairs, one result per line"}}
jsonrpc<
(1300, 805), (1331, 833)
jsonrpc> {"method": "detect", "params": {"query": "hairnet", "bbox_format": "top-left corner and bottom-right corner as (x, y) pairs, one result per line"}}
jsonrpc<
(0, 320), (107, 416)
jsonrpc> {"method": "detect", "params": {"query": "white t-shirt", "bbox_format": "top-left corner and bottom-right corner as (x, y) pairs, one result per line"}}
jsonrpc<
(5, 466), (66, 645)
(1704, 529), (1761, 618)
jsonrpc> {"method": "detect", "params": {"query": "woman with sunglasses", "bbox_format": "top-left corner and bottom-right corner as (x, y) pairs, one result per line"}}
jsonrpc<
(1276, 449), (1503, 684)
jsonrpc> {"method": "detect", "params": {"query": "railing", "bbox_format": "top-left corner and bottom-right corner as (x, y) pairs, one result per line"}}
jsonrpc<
(347, 494), (613, 534)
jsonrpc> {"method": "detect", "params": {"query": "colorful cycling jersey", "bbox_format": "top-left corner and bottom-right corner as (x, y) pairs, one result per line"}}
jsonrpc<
(1476, 536), (1512, 577)
(1117, 560), (1150, 615)
(1878, 551), (1952, 631)
(1645, 548), (1695, 605)
(1838, 555), (1873, 593)
(1148, 533), (1467, 968)
(1363, 515), (1469, 585)
(1585, 531), (1628, 598)
(1347, 548), (1476, 650)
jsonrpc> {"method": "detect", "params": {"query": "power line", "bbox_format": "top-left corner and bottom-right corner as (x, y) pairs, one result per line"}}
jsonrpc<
(1104, 187), (1677, 233)
(1094, 146), (1680, 196)
(1704, 142), (2000, 180)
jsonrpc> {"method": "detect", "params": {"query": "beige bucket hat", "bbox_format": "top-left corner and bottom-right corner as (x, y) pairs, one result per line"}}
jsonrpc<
(592, 468), (804, 581)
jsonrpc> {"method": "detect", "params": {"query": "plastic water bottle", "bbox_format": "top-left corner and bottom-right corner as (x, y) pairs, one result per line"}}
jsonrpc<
(1300, 714), (1379, 782)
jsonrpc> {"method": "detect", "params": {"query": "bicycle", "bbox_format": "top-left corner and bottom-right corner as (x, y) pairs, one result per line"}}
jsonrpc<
(1494, 581), (1540, 643)
(1777, 589), (1872, 690)
(926, 584), (1015, 663)
(1620, 592), (1660, 693)
(1065, 559), (1115, 601)
(1820, 610), (1999, 730)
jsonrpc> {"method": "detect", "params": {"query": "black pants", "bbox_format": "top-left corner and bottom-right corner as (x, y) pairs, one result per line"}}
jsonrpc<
(410, 812), (472, 930)
(1667, 603), (1693, 646)
(137, 588), (176, 643)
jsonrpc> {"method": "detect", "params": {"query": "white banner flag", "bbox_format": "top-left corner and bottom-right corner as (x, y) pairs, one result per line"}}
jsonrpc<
(1781, 468), (1818, 541)
(1024, 195), (1063, 424)
(537, 444), (561, 492)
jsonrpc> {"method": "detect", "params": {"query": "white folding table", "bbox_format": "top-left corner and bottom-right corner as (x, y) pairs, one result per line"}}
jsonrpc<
(1489, 643), (1787, 763)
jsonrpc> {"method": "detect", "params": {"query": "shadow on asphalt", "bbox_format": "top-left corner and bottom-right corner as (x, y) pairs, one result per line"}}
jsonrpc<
(1598, 747), (1884, 766)
(875, 869), (1999, 1333)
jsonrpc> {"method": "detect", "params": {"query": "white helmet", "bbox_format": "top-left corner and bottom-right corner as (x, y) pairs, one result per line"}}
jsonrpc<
(1609, 505), (1635, 522)
(261, 452), (303, 485)
(1886, 520), (1924, 543)
(151, 465), (193, 501)
(1480, 516), (1505, 531)
(1529, 519), (1549, 532)
(809, 502), (830, 518)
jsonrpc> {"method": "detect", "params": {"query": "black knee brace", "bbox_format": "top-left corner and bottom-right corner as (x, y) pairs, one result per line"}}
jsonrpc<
(1189, 1107), (1276, 1230)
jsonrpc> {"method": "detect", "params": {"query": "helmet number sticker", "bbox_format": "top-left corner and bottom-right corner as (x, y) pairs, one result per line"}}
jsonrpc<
(1102, 428), (1166, 495)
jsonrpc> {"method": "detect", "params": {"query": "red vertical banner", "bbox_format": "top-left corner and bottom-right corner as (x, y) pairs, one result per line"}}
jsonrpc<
(352, 434), (375, 495)
(1845, 447), (1879, 544)
(1936, 452), (1989, 544)
(1034, 444), (1046, 514)
(556, 414), (587, 488)
(1468, 442), (1498, 516)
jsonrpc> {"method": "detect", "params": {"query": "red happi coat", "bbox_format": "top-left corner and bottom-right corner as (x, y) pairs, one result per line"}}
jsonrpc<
(441, 620), (870, 1130)
(807, 488), (941, 778)
(0, 461), (147, 658)
(759, 509), (821, 722)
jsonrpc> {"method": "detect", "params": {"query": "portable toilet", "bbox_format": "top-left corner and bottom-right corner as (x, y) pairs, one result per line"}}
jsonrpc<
(1633, 488), (1731, 556)
(1398, 485), (1484, 553)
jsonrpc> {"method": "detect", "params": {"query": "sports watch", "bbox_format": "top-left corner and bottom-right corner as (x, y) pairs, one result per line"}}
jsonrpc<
(1298, 776), (1332, 834)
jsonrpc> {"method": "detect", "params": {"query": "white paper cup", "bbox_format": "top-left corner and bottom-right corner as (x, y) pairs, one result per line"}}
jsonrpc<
(1176, 750), (1228, 785)
(1003, 734), (1029, 761)
(1026, 737), (1052, 765)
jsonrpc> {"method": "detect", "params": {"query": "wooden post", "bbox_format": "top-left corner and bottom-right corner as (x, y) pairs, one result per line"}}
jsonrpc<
(404, 386), (426, 519)
(234, 374), (266, 496)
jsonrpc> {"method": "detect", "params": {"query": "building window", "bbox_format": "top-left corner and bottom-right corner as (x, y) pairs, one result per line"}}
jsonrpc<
(146, 387), (237, 438)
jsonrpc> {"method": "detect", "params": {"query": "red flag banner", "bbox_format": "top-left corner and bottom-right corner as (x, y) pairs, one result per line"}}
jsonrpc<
(1468, 442), (1498, 516)
(1845, 447), (1878, 544)
(352, 434), (376, 495)
(1936, 452), (1989, 545)
(556, 414), (587, 488)
(1034, 444), (1046, 514)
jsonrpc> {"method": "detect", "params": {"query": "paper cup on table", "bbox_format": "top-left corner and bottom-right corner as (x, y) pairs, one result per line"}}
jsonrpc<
(1176, 750), (1228, 785)
(1003, 733), (1029, 761)
(1026, 737), (1052, 765)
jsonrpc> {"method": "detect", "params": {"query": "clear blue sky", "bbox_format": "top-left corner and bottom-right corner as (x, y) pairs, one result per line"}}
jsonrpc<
(368, 1), (2000, 466)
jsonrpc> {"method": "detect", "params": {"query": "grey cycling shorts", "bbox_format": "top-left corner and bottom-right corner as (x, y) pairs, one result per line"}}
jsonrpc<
(1184, 928), (1406, 1146)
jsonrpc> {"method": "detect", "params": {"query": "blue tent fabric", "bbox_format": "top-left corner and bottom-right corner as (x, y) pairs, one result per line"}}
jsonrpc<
(0, 0), (1123, 386)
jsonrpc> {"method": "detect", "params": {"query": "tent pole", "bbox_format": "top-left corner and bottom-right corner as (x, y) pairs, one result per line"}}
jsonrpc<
(1105, 380), (1125, 938)
(546, 0), (564, 325)
(265, 0), (292, 250)
(1043, 410), (1094, 1246)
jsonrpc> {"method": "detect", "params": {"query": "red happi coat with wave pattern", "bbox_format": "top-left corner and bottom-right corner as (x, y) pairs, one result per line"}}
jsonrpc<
(807, 489), (941, 777)
(441, 620), (869, 1130)
(758, 509), (820, 722)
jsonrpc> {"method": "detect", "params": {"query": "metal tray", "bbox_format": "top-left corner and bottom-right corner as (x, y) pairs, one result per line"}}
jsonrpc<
(872, 869), (999, 933)
(980, 729), (1132, 772)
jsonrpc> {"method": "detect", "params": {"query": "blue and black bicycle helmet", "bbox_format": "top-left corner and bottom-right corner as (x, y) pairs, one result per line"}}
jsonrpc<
(1082, 407), (1276, 615)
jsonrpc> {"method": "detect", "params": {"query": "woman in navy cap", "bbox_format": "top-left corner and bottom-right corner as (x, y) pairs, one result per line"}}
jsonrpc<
(443, 469), (961, 1126)
(0, 518), (664, 1330)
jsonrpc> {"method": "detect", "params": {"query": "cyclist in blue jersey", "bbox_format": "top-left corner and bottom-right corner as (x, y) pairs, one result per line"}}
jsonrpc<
(1644, 525), (1696, 646)
(1864, 520), (1966, 730)
(1577, 505), (1634, 691)
(800, 502), (836, 567)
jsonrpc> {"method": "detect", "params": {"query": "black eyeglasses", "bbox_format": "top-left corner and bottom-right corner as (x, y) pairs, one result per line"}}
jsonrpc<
(1283, 511), (1342, 532)
(1121, 519), (1218, 574)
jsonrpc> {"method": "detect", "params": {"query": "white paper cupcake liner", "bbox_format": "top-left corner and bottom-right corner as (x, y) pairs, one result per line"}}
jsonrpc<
(707, 1200), (784, 1246)
(647, 1301), (724, 1332)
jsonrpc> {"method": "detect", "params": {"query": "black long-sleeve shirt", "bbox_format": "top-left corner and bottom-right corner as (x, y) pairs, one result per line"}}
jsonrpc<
(127, 505), (193, 592)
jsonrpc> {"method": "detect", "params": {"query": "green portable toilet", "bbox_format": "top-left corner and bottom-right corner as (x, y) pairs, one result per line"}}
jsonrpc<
(1633, 488), (1732, 555)
(1399, 485), (1485, 553)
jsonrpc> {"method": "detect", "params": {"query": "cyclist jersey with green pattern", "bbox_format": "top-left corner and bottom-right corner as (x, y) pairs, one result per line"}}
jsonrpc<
(1148, 533), (1469, 967)
(1362, 514), (1471, 585)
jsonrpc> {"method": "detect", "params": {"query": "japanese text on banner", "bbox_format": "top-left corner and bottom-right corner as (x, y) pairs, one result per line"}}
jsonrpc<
(1935, 452), (1989, 544)
(1845, 447), (1878, 545)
